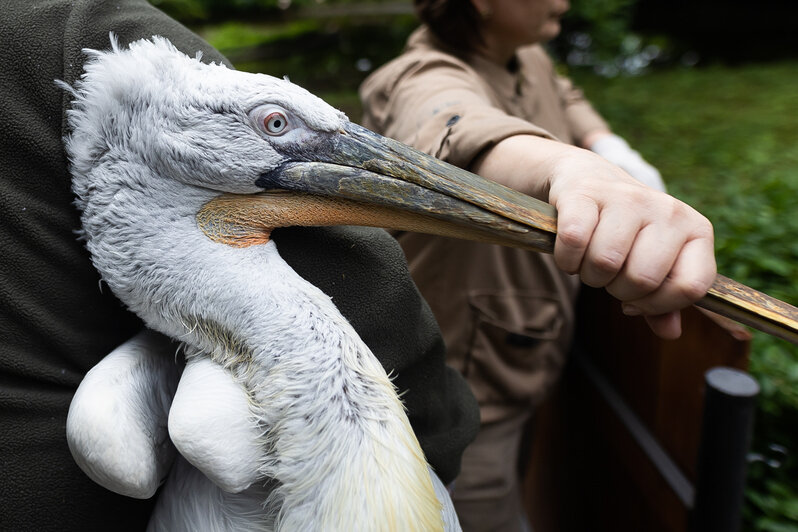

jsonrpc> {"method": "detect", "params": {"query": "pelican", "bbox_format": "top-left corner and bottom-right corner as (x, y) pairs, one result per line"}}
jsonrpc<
(62, 35), (560, 530)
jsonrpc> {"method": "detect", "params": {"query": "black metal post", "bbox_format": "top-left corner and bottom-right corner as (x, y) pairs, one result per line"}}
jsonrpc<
(690, 367), (760, 532)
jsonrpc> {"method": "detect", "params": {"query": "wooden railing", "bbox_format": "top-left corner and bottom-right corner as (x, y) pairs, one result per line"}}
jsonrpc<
(523, 286), (754, 531)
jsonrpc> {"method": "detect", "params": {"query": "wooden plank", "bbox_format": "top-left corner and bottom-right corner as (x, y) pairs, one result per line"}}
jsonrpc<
(523, 287), (751, 531)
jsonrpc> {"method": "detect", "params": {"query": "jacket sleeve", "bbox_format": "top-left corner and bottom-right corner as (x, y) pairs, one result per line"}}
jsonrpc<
(360, 53), (556, 168)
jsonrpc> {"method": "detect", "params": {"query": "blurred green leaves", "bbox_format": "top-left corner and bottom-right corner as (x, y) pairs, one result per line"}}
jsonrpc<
(201, 19), (322, 50)
(560, 0), (637, 60)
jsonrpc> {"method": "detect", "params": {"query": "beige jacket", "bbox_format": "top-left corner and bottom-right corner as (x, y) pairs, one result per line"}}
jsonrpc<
(360, 26), (607, 423)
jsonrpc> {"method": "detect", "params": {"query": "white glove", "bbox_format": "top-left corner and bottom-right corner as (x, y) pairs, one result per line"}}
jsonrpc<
(66, 330), (180, 498)
(590, 133), (667, 192)
(67, 330), (262, 498)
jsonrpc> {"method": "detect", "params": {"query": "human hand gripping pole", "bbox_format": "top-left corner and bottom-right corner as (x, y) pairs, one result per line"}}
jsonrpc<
(586, 136), (795, 342)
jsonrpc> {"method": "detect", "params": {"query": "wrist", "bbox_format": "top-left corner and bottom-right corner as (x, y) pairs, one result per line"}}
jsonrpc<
(547, 148), (622, 205)
(470, 135), (573, 200)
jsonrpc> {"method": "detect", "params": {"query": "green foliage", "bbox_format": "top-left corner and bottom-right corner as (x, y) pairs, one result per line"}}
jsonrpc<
(150, 0), (645, 68)
(561, 0), (637, 58)
(201, 19), (322, 50)
(746, 477), (798, 532)
(149, 0), (315, 24)
(150, 0), (652, 74)
(551, 0), (664, 76)
(150, 0), (410, 24)
(571, 62), (798, 531)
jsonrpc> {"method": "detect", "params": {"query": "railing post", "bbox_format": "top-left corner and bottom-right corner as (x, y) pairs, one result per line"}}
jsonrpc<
(690, 367), (760, 532)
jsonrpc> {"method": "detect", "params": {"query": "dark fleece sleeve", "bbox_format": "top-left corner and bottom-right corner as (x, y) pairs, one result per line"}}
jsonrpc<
(0, 1), (478, 530)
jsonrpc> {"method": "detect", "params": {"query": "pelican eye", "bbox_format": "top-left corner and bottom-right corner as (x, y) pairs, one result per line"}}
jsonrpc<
(250, 105), (291, 137)
(264, 112), (288, 135)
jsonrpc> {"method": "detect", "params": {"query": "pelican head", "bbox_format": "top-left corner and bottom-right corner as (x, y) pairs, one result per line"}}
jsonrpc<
(67, 36), (344, 192)
(66, 35), (556, 253)
(63, 35), (557, 531)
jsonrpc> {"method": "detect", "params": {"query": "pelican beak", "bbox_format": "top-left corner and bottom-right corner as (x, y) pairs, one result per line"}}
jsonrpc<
(194, 122), (798, 344)
(198, 122), (557, 252)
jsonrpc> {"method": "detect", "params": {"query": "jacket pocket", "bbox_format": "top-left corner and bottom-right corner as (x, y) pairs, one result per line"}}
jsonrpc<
(465, 291), (568, 409)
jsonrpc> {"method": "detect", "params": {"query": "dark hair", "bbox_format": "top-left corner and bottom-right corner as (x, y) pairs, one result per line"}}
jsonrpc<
(414, 0), (483, 54)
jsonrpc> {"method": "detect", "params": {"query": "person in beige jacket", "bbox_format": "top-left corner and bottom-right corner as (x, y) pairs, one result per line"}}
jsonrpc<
(360, 0), (703, 529)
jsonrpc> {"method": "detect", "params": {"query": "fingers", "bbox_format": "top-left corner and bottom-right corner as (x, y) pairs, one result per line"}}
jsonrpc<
(579, 206), (641, 288)
(643, 311), (683, 339)
(67, 330), (180, 499)
(553, 193), (598, 274)
(169, 356), (262, 493)
(604, 220), (685, 302)
(551, 165), (716, 338)
(620, 235), (716, 316)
